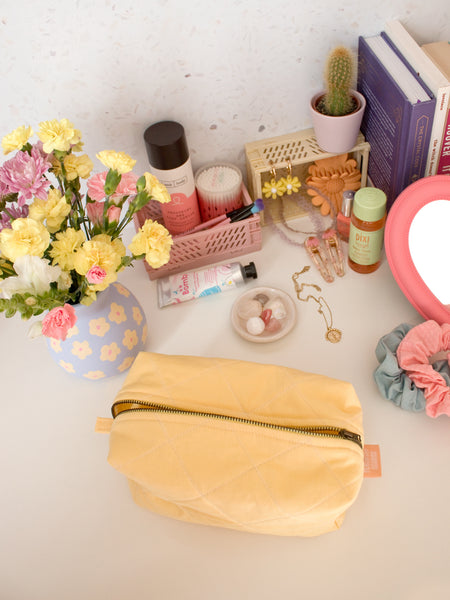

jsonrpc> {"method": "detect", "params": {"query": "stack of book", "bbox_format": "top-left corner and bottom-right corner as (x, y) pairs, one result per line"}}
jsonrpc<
(357, 20), (450, 210)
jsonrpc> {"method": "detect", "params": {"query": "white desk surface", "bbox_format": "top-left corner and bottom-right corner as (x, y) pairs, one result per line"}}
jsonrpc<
(1, 222), (449, 600)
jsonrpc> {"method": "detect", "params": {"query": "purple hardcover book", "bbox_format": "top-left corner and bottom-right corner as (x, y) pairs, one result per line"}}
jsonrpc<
(357, 34), (436, 210)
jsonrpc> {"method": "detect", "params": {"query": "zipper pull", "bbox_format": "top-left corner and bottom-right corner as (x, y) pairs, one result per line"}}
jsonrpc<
(339, 429), (362, 448)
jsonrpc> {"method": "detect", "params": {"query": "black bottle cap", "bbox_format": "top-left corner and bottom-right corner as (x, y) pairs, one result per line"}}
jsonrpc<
(143, 120), (189, 170)
(243, 262), (258, 279)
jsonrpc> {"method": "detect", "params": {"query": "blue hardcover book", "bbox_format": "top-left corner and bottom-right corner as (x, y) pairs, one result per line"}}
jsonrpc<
(357, 34), (436, 210)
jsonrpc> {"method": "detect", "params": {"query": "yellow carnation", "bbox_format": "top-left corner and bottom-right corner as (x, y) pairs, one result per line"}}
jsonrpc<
(38, 118), (81, 153)
(91, 234), (126, 261)
(2, 125), (33, 155)
(0, 218), (50, 261)
(29, 189), (71, 233)
(73, 235), (125, 291)
(64, 153), (94, 181)
(96, 150), (136, 174)
(143, 172), (171, 204)
(28, 199), (47, 223)
(129, 219), (172, 269)
(49, 228), (86, 270)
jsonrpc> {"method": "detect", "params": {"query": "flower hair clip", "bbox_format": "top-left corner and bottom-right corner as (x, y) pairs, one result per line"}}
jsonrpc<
(304, 228), (345, 282)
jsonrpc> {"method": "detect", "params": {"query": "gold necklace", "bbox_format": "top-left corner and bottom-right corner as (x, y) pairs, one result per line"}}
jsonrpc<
(291, 267), (342, 343)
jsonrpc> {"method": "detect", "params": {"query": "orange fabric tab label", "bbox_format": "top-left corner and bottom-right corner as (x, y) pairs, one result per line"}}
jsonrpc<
(95, 417), (113, 433)
(364, 444), (382, 478)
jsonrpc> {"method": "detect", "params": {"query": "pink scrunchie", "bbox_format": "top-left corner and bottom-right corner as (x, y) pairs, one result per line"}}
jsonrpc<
(397, 320), (450, 418)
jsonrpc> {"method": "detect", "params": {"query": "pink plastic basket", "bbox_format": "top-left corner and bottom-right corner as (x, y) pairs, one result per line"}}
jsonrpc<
(133, 185), (262, 280)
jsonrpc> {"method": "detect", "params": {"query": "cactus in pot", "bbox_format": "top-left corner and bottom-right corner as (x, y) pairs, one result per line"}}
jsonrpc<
(310, 44), (366, 153)
(316, 46), (357, 116)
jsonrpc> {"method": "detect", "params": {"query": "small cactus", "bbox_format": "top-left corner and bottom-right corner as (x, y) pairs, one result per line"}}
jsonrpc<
(318, 46), (356, 116)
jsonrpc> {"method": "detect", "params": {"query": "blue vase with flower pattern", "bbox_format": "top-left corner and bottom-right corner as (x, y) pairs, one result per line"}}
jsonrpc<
(45, 282), (147, 380)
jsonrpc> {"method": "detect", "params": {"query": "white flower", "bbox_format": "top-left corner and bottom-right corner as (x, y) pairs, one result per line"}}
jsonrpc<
(0, 255), (62, 299)
(27, 321), (43, 339)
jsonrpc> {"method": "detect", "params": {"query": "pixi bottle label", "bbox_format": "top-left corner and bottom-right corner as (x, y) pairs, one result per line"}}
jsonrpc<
(348, 225), (384, 265)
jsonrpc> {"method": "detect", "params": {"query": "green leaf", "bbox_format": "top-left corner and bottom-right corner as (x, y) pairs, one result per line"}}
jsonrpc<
(104, 169), (121, 196)
(136, 175), (146, 193)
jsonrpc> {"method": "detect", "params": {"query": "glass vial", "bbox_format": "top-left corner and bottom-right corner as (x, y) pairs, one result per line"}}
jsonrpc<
(337, 190), (354, 242)
(348, 187), (387, 274)
(144, 120), (201, 235)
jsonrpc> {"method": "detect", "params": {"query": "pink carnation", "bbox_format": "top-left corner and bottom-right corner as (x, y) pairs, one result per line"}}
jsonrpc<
(0, 203), (29, 230)
(86, 201), (121, 225)
(87, 172), (107, 201)
(42, 304), (77, 341)
(86, 266), (107, 284)
(0, 146), (51, 202)
(115, 171), (138, 198)
(87, 171), (138, 202)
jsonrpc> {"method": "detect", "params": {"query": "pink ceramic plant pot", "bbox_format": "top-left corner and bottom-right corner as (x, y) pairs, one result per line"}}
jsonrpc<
(310, 90), (366, 154)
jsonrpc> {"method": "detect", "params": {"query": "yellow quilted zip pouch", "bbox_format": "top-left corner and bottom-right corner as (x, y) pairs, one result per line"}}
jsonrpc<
(106, 352), (364, 536)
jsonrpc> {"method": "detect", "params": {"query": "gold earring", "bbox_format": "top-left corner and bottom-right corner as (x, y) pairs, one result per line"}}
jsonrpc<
(262, 161), (287, 199)
(280, 157), (301, 195)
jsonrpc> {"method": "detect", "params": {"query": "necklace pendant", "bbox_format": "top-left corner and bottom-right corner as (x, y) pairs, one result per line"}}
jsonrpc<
(326, 328), (342, 343)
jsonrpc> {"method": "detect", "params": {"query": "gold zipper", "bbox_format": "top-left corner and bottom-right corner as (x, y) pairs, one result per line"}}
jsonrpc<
(112, 400), (362, 449)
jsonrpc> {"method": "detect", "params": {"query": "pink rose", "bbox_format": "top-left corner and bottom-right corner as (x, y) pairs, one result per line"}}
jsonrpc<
(86, 266), (107, 284)
(42, 304), (77, 341)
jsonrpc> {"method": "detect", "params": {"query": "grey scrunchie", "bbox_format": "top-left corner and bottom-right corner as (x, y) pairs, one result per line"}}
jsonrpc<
(374, 323), (426, 412)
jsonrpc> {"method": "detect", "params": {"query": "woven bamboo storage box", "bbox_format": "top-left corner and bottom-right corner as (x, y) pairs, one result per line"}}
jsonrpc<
(133, 185), (262, 280)
(245, 128), (370, 224)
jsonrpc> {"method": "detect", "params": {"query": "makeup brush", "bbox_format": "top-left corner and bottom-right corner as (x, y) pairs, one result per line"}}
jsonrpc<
(218, 198), (265, 225)
(175, 198), (264, 237)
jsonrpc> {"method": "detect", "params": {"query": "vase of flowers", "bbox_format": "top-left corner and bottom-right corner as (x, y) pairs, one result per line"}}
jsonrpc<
(0, 118), (173, 378)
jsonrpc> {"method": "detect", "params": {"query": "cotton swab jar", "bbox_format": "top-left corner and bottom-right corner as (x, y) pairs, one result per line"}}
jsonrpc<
(195, 162), (243, 220)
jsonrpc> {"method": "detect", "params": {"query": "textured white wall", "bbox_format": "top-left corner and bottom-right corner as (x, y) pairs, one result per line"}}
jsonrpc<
(1, 0), (449, 178)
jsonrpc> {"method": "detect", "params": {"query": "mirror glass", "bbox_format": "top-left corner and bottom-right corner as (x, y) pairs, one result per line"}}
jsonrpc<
(384, 175), (450, 325)
(409, 199), (450, 305)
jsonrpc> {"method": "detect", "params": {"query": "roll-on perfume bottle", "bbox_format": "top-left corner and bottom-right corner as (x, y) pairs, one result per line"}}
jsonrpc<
(337, 190), (354, 242)
(144, 120), (201, 235)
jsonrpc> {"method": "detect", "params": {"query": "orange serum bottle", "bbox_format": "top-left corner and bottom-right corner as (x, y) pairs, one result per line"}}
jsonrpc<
(348, 187), (387, 274)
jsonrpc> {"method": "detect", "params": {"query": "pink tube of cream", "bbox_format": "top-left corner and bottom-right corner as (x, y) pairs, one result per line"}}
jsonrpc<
(157, 262), (257, 308)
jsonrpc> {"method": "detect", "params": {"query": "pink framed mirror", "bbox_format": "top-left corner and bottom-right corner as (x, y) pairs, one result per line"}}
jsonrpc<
(385, 175), (450, 325)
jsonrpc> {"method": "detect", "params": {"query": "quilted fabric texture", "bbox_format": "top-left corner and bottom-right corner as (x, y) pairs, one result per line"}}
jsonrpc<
(107, 352), (364, 536)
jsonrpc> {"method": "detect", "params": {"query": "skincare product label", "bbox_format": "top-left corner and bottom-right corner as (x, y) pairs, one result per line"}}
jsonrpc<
(348, 225), (384, 265)
(151, 160), (201, 234)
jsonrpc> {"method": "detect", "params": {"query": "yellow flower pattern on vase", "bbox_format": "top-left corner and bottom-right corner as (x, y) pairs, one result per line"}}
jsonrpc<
(59, 360), (76, 373)
(100, 342), (121, 362)
(45, 282), (147, 379)
(89, 317), (110, 337)
(109, 302), (126, 324)
(123, 329), (139, 350)
(115, 283), (130, 297)
(118, 356), (135, 372)
(49, 338), (62, 353)
(133, 306), (143, 326)
(72, 340), (93, 359)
